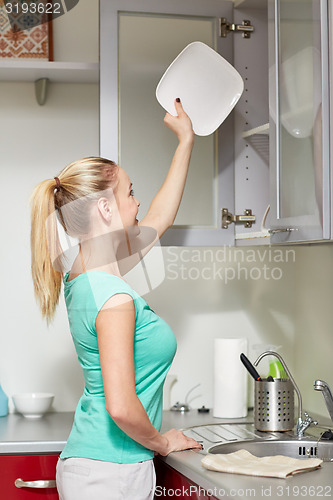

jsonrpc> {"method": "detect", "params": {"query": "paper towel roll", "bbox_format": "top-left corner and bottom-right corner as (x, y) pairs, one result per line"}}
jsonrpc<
(213, 338), (248, 418)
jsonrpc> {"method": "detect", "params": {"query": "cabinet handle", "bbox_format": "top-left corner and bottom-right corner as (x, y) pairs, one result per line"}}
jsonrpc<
(15, 478), (56, 489)
(268, 227), (298, 234)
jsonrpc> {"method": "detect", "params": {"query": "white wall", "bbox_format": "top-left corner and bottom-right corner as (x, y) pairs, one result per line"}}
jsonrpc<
(0, 0), (99, 412)
(0, 80), (99, 411)
(1, 0), (332, 422)
(149, 246), (298, 410)
(292, 245), (333, 419)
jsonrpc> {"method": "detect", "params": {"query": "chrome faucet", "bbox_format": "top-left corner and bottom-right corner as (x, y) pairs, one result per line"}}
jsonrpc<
(296, 412), (318, 438)
(314, 380), (333, 423)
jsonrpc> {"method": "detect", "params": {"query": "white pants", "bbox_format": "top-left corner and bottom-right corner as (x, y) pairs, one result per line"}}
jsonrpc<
(56, 457), (156, 500)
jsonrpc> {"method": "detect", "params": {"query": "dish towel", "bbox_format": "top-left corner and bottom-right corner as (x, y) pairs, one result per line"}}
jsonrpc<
(201, 450), (323, 478)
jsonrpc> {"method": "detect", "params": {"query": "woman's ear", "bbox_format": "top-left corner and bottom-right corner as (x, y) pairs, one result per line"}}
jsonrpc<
(97, 197), (112, 222)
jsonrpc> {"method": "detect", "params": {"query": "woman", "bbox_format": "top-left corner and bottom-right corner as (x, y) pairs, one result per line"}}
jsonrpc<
(30, 99), (202, 500)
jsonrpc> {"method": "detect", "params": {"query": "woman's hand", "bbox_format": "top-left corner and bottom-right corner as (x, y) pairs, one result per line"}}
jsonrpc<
(158, 428), (202, 456)
(163, 98), (194, 144)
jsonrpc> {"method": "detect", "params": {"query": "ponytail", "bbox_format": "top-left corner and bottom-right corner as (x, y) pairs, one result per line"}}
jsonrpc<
(30, 179), (62, 323)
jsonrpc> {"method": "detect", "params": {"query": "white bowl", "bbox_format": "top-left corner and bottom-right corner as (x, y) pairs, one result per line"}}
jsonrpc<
(12, 393), (54, 418)
(156, 41), (244, 136)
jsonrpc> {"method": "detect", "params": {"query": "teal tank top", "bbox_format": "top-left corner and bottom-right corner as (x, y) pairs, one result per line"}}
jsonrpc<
(60, 271), (177, 463)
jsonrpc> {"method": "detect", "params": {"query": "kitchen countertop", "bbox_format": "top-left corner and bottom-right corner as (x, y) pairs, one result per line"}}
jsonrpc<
(0, 411), (74, 454)
(159, 410), (333, 500)
(0, 410), (332, 499)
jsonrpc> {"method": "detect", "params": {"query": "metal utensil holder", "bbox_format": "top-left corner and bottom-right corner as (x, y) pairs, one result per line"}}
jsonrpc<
(253, 351), (302, 432)
(255, 378), (294, 431)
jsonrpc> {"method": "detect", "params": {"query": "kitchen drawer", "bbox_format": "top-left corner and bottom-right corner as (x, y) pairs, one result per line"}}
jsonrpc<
(0, 454), (59, 499)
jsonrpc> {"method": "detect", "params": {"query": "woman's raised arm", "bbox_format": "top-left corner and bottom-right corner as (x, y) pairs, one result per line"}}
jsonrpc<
(139, 99), (194, 238)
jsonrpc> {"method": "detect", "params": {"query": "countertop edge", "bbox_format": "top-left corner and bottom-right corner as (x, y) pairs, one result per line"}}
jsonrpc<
(0, 441), (66, 455)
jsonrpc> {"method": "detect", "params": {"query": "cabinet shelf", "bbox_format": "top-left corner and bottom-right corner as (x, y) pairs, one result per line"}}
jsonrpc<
(234, 0), (266, 7)
(0, 60), (99, 83)
(242, 123), (269, 164)
(242, 123), (269, 138)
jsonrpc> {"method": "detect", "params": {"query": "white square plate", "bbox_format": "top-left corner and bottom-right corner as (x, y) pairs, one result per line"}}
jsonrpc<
(156, 42), (244, 136)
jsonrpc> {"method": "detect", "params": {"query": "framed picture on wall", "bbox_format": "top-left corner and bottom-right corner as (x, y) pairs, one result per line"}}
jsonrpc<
(0, 0), (53, 60)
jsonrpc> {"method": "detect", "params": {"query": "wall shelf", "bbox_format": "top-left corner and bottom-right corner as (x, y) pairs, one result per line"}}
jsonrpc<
(0, 61), (99, 83)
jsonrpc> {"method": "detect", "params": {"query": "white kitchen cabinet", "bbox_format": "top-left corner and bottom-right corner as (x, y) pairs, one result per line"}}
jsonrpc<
(99, 0), (332, 246)
(267, 0), (332, 244)
(100, 0), (270, 246)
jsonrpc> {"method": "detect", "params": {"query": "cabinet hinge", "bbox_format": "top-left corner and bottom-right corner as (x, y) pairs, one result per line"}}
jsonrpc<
(221, 208), (256, 229)
(219, 18), (254, 38)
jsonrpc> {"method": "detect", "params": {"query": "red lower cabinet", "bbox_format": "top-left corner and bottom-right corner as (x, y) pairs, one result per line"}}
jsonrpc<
(0, 454), (59, 499)
(154, 458), (218, 500)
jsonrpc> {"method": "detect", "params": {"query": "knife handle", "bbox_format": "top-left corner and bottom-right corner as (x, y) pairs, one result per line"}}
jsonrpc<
(240, 353), (262, 381)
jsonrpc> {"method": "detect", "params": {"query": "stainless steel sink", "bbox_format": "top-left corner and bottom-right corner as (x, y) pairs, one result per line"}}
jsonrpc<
(181, 422), (333, 463)
(208, 439), (333, 462)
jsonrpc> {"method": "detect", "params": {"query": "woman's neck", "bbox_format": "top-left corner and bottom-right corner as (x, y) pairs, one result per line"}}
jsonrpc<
(72, 232), (122, 278)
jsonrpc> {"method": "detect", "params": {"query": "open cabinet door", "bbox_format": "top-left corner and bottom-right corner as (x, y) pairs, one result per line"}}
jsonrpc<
(268, 0), (331, 243)
(99, 0), (236, 246)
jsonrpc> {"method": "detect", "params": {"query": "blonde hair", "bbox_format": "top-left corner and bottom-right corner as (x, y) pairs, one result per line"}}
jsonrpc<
(30, 157), (118, 323)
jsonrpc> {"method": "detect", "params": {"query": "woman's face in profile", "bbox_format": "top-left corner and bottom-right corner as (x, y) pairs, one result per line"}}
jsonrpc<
(114, 167), (140, 230)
